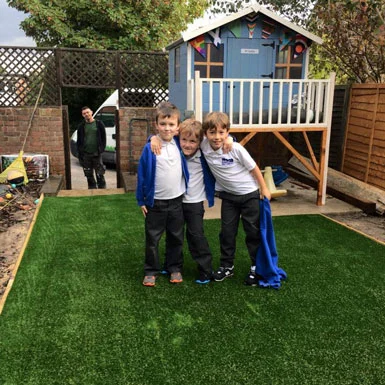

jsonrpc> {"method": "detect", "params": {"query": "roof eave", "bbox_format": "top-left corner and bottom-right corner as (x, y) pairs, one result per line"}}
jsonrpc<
(176, 4), (322, 47)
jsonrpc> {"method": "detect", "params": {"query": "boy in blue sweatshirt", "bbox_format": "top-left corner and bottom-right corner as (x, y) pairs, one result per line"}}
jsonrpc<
(136, 102), (189, 287)
(151, 118), (216, 284)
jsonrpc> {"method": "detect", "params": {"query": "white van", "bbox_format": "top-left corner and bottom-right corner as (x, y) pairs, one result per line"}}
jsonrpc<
(70, 90), (118, 165)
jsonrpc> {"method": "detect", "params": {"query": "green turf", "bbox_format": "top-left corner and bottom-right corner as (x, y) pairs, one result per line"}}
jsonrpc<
(1, 194), (385, 385)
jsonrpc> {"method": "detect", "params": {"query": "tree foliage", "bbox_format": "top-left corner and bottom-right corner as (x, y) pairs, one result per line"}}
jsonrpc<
(310, 0), (385, 83)
(7, 0), (209, 50)
(209, 0), (313, 27)
(210, 0), (385, 83)
(8, 0), (385, 83)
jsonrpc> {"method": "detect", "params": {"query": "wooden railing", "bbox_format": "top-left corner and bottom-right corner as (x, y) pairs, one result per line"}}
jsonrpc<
(192, 71), (335, 132)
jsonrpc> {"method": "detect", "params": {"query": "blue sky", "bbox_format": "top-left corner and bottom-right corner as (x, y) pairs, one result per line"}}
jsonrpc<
(0, 0), (35, 46)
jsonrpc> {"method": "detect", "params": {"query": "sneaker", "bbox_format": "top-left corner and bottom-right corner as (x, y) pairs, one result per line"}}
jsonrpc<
(142, 275), (156, 287)
(195, 272), (212, 285)
(244, 271), (262, 286)
(170, 272), (183, 284)
(213, 266), (234, 282)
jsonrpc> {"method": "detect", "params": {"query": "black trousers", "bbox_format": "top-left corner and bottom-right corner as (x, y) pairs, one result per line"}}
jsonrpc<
(82, 153), (106, 188)
(144, 195), (184, 275)
(182, 202), (213, 275)
(218, 190), (261, 268)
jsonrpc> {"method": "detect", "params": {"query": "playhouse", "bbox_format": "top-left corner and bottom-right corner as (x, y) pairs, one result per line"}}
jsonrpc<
(166, 4), (336, 205)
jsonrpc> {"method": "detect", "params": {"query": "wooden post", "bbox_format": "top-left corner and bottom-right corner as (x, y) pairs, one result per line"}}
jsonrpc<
(318, 72), (336, 205)
(194, 70), (202, 121)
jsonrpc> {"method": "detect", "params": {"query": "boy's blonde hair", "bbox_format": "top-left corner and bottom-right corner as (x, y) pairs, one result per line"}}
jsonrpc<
(202, 111), (230, 133)
(179, 118), (203, 142)
(156, 101), (181, 124)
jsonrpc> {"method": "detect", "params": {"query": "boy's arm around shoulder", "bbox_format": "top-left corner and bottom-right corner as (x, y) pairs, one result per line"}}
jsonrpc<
(200, 153), (216, 208)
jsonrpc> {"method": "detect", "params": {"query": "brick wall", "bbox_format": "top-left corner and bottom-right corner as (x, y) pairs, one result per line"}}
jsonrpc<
(118, 107), (157, 174)
(0, 106), (157, 189)
(0, 106), (66, 181)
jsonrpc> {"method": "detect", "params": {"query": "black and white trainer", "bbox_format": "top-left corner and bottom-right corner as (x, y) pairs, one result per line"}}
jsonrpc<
(213, 266), (234, 282)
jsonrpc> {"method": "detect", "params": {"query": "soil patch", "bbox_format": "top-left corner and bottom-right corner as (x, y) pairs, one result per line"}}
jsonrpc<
(326, 211), (385, 244)
(0, 182), (43, 299)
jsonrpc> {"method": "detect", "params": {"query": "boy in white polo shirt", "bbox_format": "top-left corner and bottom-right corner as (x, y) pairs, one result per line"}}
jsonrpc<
(200, 111), (271, 285)
(136, 102), (189, 287)
(178, 119), (216, 284)
(151, 118), (216, 284)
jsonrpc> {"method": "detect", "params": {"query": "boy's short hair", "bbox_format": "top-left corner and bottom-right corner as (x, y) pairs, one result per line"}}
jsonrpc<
(202, 111), (230, 133)
(156, 101), (181, 124)
(179, 118), (203, 142)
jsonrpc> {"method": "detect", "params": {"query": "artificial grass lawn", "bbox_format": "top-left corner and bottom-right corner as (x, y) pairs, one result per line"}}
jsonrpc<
(1, 194), (385, 385)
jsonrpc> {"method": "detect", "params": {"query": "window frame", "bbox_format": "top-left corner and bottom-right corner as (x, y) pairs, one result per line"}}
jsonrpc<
(194, 43), (224, 79)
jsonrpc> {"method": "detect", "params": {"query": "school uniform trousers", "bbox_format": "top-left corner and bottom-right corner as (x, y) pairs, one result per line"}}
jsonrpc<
(145, 195), (184, 275)
(217, 189), (261, 268)
(182, 201), (212, 275)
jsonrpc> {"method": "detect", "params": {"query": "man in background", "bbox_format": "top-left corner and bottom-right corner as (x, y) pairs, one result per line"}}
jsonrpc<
(76, 106), (107, 189)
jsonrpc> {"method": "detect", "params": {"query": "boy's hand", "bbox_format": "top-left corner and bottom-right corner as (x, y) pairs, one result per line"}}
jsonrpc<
(141, 205), (148, 217)
(150, 136), (162, 155)
(222, 135), (234, 153)
(260, 186), (271, 201)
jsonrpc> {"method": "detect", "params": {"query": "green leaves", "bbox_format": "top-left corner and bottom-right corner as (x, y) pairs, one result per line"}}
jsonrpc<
(7, 0), (208, 50)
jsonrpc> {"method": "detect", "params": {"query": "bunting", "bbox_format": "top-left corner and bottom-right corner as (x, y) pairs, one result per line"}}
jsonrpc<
(189, 35), (206, 58)
(247, 23), (257, 39)
(280, 30), (295, 51)
(245, 12), (258, 23)
(293, 34), (309, 58)
(262, 18), (276, 39)
(207, 27), (222, 47)
(228, 19), (242, 38)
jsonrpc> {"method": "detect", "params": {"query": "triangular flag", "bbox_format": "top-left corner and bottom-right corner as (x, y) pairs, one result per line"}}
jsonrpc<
(293, 34), (309, 58)
(245, 12), (258, 23)
(247, 23), (257, 39)
(207, 27), (222, 47)
(228, 19), (242, 38)
(280, 30), (295, 51)
(190, 35), (206, 58)
(262, 18), (276, 39)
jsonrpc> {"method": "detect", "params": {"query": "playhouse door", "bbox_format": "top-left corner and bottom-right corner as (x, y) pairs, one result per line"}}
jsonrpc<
(225, 38), (275, 121)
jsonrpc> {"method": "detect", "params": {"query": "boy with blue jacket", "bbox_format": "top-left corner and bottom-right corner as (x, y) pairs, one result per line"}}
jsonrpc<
(151, 118), (216, 284)
(136, 102), (189, 287)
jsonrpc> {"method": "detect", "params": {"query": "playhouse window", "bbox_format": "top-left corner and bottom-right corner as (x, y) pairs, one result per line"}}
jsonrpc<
(194, 43), (224, 78)
(174, 47), (180, 83)
(275, 45), (303, 79)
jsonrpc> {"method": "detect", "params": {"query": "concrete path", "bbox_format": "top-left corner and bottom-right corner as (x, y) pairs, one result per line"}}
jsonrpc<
(61, 163), (362, 219)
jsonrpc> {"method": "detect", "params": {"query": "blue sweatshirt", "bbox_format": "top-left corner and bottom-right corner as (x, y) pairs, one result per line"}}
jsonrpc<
(136, 141), (189, 207)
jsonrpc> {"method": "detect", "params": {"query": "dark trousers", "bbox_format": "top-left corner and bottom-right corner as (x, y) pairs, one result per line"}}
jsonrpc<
(218, 190), (261, 268)
(82, 153), (106, 189)
(144, 196), (184, 275)
(182, 202), (213, 275)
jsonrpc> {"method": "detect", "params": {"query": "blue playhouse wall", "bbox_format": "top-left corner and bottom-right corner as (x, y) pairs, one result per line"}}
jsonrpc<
(168, 13), (310, 118)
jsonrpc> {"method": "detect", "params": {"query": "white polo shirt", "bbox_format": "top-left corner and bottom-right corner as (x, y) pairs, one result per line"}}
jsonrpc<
(154, 138), (185, 199)
(183, 149), (206, 204)
(200, 138), (259, 195)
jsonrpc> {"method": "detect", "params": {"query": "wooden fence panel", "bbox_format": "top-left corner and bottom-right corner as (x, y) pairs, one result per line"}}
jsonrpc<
(342, 84), (385, 191)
